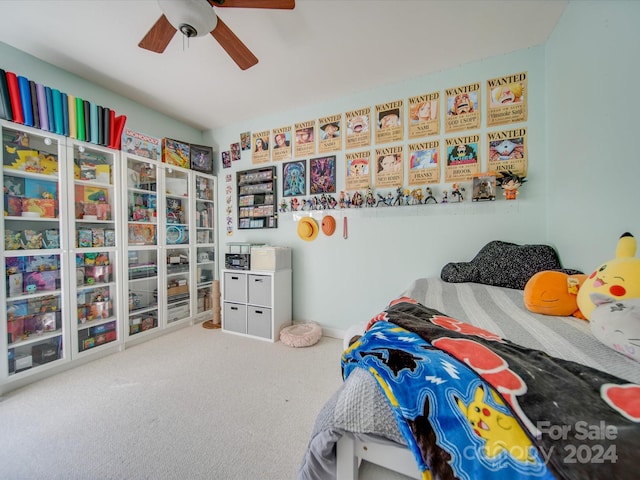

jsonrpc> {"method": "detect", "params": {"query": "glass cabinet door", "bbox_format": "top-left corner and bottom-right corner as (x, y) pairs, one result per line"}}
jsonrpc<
(68, 141), (120, 355)
(124, 155), (159, 339)
(194, 172), (217, 318)
(164, 166), (191, 325)
(2, 124), (67, 378)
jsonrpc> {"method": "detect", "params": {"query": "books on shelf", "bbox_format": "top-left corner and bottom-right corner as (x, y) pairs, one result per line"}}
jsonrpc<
(0, 68), (13, 121)
(18, 76), (33, 127)
(2, 70), (127, 149)
(36, 83), (49, 131)
(6, 71), (23, 124)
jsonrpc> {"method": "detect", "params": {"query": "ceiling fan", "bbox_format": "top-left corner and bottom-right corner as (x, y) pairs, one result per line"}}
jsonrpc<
(139, 0), (295, 70)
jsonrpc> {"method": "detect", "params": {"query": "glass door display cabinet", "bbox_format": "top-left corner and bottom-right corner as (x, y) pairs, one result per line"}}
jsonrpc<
(68, 141), (120, 356)
(1, 123), (68, 382)
(193, 172), (217, 320)
(124, 154), (159, 339)
(163, 166), (192, 326)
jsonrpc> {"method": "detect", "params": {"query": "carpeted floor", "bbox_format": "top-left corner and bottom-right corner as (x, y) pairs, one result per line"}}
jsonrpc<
(0, 324), (344, 480)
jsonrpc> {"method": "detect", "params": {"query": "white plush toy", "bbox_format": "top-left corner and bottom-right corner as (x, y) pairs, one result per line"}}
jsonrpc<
(590, 293), (640, 363)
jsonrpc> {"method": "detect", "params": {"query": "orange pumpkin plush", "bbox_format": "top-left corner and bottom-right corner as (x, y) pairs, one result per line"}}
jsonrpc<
(523, 271), (587, 318)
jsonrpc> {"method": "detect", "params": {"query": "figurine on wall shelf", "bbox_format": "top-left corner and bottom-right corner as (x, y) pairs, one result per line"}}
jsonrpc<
(497, 170), (527, 200)
(441, 190), (449, 203)
(424, 187), (438, 204)
(451, 183), (465, 202)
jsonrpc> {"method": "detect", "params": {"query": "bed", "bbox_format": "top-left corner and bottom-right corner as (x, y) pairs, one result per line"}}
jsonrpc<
(298, 277), (640, 480)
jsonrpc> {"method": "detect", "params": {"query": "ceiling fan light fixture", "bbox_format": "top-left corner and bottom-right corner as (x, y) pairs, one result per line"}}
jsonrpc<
(158, 0), (218, 38)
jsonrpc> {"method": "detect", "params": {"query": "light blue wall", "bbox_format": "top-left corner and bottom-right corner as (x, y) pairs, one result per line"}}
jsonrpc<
(209, 47), (551, 333)
(0, 42), (204, 143)
(546, 0), (640, 273)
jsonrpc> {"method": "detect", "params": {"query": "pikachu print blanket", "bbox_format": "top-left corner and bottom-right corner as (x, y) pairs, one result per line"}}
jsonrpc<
(341, 298), (640, 480)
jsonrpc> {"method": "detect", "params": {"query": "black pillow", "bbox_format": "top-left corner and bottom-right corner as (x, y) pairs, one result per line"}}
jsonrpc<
(440, 240), (580, 290)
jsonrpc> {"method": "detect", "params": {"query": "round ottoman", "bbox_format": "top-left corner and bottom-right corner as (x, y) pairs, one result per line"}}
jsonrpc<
(280, 322), (322, 347)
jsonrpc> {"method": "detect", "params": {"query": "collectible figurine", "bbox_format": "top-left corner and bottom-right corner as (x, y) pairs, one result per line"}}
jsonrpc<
(410, 188), (423, 205)
(441, 190), (448, 203)
(497, 170), (527, 200)
(451, 183), (465, 202)
(424, 187), (437, 204)
(365, 187), (376, 207)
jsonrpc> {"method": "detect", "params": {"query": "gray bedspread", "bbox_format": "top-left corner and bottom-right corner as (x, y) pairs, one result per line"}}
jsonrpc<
(298, 278), (640, 480)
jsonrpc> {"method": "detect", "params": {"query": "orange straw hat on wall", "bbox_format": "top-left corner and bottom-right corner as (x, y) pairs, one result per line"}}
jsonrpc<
(298, 217), (319, 241)
(322, 215), (336, 236)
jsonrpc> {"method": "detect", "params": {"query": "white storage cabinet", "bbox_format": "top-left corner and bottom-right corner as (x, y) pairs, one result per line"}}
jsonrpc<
(222, 269), (291, 342)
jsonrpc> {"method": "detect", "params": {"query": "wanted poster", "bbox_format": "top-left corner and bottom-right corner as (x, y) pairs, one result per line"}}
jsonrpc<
(375, 145), (404, 189)
(318, 114), (342, 153)
(408, 140), (440, 186)
(445, 82), (481, 133)
(294, 120), (316, 158)
(345, 107), (371, 150)
(345, 150), (371, 191)
(375, 100), (404, 144)
(271, 126), (292, 162)
(251, 130), (270, 164)
(487, 71), (528, 127)
(487, 127), (528, 176)
(444, 134), (480, 183)
(408, 92), (440, 139)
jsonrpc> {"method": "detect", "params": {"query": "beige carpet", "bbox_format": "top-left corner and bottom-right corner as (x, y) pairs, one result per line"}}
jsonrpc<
(0, 325), (344, 479)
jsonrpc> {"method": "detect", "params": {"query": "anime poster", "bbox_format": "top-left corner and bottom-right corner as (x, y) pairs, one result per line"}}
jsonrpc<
(345, 150), (371, 191)
(294, 121), (316, 158)
(282, 160), (306, 197)
(230, 142), (241, 161)
(408, 140), (440, 186)
(444, 134), (480, 182)
(309, 156), (336, 194)
(345, 107), (371, 150)
(487, 127), (528, 176)
(318, 114), (342, 153)
(445, 82), (481, 133)
(375, 100), (404, 144)
(271, 126), (292, 162)
(240, 131), (251, 151)
(221, 151), (231, 169)
(251, 130), (270, 164)
(375, 145), (404, 188)
(408, 93), (440, 139)
(487, 71), (528, 127)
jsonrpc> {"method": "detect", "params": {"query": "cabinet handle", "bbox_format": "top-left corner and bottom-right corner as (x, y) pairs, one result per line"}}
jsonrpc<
(254, 278), (263, 283)
(255, 310), (263, 314)
(231, 276), (239, 280)
(231, 306), (238, 311)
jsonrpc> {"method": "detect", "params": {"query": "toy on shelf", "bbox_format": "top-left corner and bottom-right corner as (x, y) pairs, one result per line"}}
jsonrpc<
(497, 170), (527, 200)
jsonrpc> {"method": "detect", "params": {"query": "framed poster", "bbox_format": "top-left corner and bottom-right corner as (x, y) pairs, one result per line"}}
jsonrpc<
(189, 144), (214, 174)
(309, 155), (336, 194)
(282, 160), (306, 197)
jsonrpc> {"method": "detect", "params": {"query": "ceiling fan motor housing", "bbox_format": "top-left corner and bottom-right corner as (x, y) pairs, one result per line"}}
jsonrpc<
(158, 0), (218, 37)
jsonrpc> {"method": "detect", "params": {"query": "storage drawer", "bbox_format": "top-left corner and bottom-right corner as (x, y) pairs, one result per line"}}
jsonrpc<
(223, 302), (247, 334)
(224, 272), (247, 303)
(248, 274), (272, 307)
(247, 306), (272, 339)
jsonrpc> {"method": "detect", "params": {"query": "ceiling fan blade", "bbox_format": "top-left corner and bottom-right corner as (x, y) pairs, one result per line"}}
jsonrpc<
(211, 17), (259, 70)
(139, 14), (177, 53)
(207, 0), (295, 9)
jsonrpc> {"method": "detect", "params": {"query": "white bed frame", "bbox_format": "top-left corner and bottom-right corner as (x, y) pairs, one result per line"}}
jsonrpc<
(336, 432), (421, 480)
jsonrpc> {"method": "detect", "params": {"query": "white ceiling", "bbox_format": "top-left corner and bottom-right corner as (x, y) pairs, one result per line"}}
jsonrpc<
(0, 0), (568, 132)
